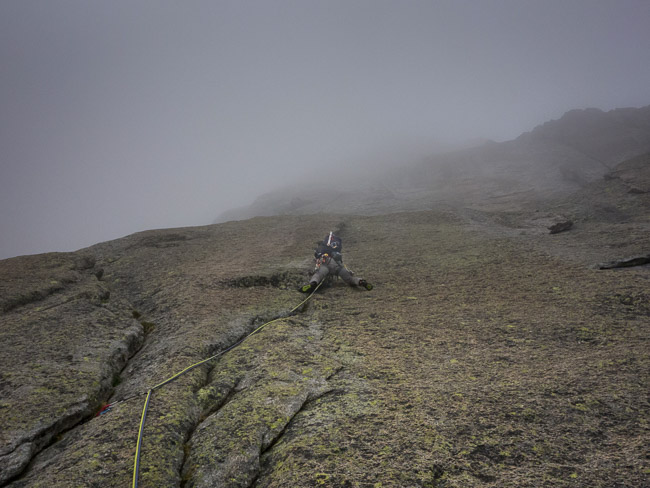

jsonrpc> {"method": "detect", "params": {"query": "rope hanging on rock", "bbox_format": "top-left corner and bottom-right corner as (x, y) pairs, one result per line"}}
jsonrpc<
(131, 281), (323, 488)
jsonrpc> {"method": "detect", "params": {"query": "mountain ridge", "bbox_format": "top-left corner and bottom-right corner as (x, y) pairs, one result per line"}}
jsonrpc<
(218, 105), (650, 222)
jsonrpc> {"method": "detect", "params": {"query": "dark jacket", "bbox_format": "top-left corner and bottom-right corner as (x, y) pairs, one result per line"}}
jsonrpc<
(314, 236), (343, 263)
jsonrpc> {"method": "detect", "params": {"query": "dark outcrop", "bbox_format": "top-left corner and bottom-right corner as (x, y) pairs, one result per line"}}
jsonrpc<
(525, 106), (650, 166)
(599, 254), (650, 269)
(548, 220), (573, 234)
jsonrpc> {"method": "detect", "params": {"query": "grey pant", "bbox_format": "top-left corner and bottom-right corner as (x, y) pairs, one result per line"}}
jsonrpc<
(310, 257), (362, 286)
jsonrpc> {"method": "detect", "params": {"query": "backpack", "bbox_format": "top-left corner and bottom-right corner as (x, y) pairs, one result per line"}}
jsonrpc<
(315, 232), (343, 260)
(326, 232), (342, 252)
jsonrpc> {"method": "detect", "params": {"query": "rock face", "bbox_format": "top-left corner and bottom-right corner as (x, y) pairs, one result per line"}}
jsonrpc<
(2, 199), (649, 487)
(0, 253), (143, 484)
(525, 106), (650, 166)
(548, 220), (573, 234)
(605, 152), (650, 194)
(3, 106), (650, 487)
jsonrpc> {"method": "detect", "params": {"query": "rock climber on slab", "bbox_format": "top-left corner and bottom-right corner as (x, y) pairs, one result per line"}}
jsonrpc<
(300, 231), (373, 293)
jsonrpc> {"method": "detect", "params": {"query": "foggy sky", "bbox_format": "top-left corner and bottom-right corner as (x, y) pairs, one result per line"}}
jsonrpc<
(2, 1), (649, 260)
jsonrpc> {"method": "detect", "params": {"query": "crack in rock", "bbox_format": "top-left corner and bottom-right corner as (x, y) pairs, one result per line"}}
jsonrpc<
(0, 257), (144, 486)
(179, 319), (339, 488)
(177, 313), (316, 487)
(242, 388), (337, 488)
(598, 253), (650, 269)
(221, 271), (305, 289)
(0, 321), (144, 486)
(182, 380), (333, 488)
(259, 385), (339, 459)
(0, 254), (96, 314)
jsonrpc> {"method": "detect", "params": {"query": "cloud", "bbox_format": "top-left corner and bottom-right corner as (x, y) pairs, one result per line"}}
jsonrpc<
(1, 0), (649, 258)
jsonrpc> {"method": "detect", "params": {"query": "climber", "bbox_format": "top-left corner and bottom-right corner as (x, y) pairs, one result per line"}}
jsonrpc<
(300, 231), (373, 293)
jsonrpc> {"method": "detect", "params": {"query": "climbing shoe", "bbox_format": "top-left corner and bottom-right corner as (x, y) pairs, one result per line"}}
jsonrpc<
(300, 282), (317, 293)
(359, 279), (373, 291)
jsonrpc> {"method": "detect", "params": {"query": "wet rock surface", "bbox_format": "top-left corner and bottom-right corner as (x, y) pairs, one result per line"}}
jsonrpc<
(0, 252), (142, 484)
(2, 204), (649, 487)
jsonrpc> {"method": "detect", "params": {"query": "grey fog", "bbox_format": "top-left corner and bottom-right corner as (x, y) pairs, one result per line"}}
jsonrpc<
(1, 0), (649, 259)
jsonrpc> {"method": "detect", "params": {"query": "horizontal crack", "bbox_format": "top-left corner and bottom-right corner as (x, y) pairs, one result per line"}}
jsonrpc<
(598, 254), (650, 269)
(221, 271), (304, 289)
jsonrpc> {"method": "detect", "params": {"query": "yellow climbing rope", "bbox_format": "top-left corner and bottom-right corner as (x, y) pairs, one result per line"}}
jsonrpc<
(131, 281), (323, 488)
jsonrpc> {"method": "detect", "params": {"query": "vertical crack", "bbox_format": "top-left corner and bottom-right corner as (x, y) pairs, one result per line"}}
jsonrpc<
(259, 386), (338, 458)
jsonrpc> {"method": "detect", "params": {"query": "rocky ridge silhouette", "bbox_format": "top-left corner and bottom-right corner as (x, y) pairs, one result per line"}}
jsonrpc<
(218, 105), (650, 222)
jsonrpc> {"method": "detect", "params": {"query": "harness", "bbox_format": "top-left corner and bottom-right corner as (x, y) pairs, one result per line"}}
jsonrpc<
(314, 253), (330, 270)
